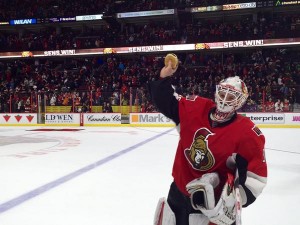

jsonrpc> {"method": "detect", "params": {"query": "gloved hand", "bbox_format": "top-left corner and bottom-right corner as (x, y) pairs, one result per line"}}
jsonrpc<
(198, 173), (237, 225)
(186, 173), (220, 210)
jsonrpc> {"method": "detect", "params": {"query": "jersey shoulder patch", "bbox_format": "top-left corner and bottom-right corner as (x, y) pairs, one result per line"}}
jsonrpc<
(252, 125), (263, 136)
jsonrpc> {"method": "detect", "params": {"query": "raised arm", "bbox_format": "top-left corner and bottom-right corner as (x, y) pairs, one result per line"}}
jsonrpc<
(148, 61), (180, 125)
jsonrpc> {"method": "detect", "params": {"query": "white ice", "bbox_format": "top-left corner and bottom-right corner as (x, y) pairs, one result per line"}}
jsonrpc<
(0, 126), (299, 225)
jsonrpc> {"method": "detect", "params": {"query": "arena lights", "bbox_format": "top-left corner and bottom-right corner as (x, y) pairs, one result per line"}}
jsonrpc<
(275, 0), (300, 6)
(21, 51), (34, 57)
(223, 2), (256, 10)
(43, 50), (76, 56)
(190, 2), (256, 12)
(0, 21), (9, 25)
(8, 14), (100, 25)
(116, 9), (175, 18)
(190, 5), (222, 12)
(257, 0), (300, 7)
(9, 18), (37, 25)
(256, 1), (275, 7)
(223, 40), (264, 48)
(75, 14), (103, 21)
(2, 1), (298, 27)
(0, 38), (300, 59)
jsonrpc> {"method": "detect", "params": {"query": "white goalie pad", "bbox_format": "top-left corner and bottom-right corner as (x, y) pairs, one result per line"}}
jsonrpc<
(154, 198), (176, 225)
(189, 213), (210, 225)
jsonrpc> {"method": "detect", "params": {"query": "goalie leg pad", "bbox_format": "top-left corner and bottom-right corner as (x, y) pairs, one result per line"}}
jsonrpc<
(189, 213), (210, 225)
(154, 197), (176, 225)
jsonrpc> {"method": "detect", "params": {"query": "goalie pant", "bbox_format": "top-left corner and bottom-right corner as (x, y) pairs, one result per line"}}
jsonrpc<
(154, 199), (210, 225)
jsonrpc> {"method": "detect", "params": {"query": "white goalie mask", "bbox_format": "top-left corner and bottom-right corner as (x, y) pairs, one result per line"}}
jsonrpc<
(214, 76), (248, 122)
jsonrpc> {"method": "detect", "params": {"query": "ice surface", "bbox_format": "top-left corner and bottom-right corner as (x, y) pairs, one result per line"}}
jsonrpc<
(0, 126), (299, 225)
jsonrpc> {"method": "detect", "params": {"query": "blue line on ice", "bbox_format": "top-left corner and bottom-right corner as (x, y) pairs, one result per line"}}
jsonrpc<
(0, 128), (174, 213)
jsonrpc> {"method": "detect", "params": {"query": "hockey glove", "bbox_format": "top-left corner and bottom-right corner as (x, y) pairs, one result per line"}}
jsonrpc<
(198, 173), (237, 225)
(186, 173), (220, 210)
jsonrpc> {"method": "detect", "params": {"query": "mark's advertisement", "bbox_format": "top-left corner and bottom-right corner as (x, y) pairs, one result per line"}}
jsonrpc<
(130, 113), (174, 124)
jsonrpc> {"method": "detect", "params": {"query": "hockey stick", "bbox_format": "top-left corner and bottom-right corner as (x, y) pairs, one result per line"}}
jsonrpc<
(234, 169), (242, 225)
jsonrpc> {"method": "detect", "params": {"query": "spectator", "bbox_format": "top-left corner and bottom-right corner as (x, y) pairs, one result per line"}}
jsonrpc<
(265, 97), (275, 112)
(283, 98), (290, 112)
(50, 94), (57, 106)
(103, 102), (113, 113)
(280, 83), (289, 98)
(1, 12), (300, 52)
(275, 99), (283, 112)
(1, 48), (300, 113)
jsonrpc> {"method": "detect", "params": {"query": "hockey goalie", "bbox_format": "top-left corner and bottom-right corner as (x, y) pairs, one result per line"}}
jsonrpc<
(150, 59), (268, 225)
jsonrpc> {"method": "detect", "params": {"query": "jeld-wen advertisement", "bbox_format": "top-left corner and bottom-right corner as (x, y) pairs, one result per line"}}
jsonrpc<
(45, 113), (80, 125)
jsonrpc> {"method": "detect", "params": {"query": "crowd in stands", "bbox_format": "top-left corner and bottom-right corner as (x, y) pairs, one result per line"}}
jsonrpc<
(1, 13), (299, 52)
(187, 14), (300, 42)
(0, 0), (299, 114)
(0, 48), (299, 113)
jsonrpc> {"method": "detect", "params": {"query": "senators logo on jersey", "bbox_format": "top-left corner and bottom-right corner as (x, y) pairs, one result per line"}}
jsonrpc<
(184, 128), (215, 171)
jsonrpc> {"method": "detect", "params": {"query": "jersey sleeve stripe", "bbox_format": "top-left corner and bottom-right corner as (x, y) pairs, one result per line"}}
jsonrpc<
(245, 171), (267, 198)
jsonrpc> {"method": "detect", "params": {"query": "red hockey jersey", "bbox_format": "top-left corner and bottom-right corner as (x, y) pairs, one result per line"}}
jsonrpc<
(172, 96), (267, 206)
